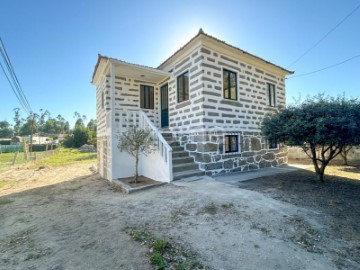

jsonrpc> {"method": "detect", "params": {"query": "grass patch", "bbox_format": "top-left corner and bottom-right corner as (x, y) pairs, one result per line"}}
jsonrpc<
(221, 203), (234, 209)
(124, 227), (206, 270)
(5, 227), (36, 250)
(0, 197), (13, 205)
(201, 203), (217, 215)
(24, 248), (52, 261)
(36, 148), (96, 167)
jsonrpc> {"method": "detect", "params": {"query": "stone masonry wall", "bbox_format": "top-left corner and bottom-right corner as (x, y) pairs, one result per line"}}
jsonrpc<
(173, 131), (287, 175)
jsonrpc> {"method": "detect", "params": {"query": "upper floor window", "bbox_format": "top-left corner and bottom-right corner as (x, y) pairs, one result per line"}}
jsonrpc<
(267, 83), (276, 107)
(177, 71), (189, 103)
(223, 69), (237, 100)
(140, 85), (154, 109)
(224, 135), (239, 153)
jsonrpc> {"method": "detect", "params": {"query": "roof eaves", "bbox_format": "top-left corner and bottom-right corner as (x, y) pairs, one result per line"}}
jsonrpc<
(157, 29), (294, 75)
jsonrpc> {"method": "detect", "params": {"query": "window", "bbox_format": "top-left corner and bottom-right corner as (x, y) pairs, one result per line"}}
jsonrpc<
(268, 139), (278, 149)
(267, 83), (276, 107)
(224, 135), (239, 153)
(177, 71), (189, 103)
(140, 85), (154, 109)
(223, 69), (237, 100)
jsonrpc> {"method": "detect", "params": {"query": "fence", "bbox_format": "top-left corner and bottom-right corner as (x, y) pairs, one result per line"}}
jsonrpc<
(0, 149), (57, 168)
(0, 145), (23, 153)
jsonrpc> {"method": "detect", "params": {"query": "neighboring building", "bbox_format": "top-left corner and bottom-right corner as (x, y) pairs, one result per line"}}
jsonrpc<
(91, 29), (294, 182)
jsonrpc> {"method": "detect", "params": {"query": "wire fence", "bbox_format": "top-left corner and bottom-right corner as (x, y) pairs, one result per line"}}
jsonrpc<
(0, 149), (57, 169)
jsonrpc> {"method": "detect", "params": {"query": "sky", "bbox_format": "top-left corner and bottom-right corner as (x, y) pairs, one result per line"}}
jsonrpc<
(1, 0), (359, 127)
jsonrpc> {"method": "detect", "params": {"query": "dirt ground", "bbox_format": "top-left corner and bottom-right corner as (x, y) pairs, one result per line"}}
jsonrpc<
(0, 161), (359, 269)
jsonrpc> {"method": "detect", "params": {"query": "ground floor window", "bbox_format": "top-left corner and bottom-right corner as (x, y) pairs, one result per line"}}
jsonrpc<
(224, 135), (239, 153)
(268, 139), (278, 149)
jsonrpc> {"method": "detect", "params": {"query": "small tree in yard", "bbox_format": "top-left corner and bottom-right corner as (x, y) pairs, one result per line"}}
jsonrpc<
(117, 126), (154, 183)
(262, 95), (360, 182)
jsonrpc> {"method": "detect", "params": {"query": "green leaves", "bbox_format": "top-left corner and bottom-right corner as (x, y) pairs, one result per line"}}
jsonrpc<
(117, 126), (154, 157)
(261, 94), (360, 181)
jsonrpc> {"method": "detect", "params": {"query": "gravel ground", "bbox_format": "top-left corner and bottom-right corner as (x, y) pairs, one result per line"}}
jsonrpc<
(0, 162), (357, 269)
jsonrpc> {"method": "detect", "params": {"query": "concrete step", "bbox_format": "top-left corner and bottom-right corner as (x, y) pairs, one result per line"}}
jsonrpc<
(173, 170), (205, 181)
(172, 151), (190, 158)
(173, 162), (199, 173)
(172, 145), (184, 152)
(172, 156), (194, 165)
(169, 141), (180, 147)
(161, 133), (173, 140)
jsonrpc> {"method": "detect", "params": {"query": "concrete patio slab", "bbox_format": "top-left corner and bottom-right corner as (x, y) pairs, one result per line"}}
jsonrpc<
(212, 165), (301, 185)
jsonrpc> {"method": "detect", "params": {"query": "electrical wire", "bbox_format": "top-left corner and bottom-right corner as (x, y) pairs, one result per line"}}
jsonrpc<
(287, 54), (360, 79)
(0, 37), (32, 115)
(288, 2), (360, 67)
(0, 61), (30, 114)
(0, 38), (32, 112)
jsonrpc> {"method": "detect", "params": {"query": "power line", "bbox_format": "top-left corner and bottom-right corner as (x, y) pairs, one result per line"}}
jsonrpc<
(0, 37), (32, 115)
(288, 2), (360, 67)
(287, 53), (360, 79)
(0, 61), (30, 114)
(0, 46), (31, 114)
(0, 38), (32, 112)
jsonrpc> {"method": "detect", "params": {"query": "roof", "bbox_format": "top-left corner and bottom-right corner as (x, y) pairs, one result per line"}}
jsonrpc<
(92, 54), (170, 84)
(91, 54), (170, 83)
(92, 28), (293, 83)
(158, 28), (294, 74)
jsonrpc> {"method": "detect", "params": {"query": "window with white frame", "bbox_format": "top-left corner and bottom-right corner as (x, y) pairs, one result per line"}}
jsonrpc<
(267, 83), (276, 107)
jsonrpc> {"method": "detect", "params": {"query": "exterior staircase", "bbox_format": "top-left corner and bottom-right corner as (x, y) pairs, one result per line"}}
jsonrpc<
(162, 133), (205, 181)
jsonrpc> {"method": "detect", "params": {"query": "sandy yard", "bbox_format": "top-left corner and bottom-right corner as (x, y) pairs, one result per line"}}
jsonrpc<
(0, 161), (359, 269)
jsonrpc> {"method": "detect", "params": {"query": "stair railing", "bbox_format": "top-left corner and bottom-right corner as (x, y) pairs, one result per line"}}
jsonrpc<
(139, 110), (173, 181)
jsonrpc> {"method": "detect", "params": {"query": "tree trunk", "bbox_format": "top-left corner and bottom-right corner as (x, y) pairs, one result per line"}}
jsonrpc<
(317, 168), (325, 182)
(342, 153), (348, 166)
(340, 146), (351, 166)
(134, 150), (139, 183)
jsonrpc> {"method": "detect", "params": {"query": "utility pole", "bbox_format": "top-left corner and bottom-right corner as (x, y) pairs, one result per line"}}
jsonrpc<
(29, 113), (35, 153)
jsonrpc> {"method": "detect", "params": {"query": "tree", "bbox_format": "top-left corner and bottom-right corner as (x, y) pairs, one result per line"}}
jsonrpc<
(74, 112), (87, 129)
(340, 146), (353, 166)
(87, 119), (96, 132)
(261, 95), (360, 182)
(13, 108), (22, 136)
(0, 121), (13, 138)
(117, 126), (154, 183)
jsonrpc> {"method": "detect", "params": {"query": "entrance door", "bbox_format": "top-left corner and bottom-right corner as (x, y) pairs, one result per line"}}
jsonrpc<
(160, 84), (169, 128)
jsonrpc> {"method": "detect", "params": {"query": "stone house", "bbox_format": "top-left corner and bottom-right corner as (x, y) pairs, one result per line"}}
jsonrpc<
(91, 29), (293, 182)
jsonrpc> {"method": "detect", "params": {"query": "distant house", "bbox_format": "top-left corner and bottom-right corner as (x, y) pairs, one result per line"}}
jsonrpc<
(22, 134), (52, 145)
(91, 29), (293, 183)
(11, 136), (22, 144)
